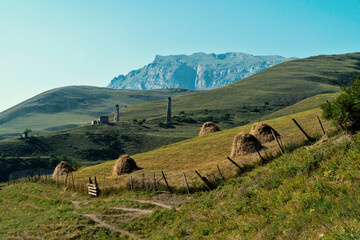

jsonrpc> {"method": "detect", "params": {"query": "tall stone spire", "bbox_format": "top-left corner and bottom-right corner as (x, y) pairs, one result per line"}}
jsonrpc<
(114, 104), (119, 122)
(166, 97), (172, 124)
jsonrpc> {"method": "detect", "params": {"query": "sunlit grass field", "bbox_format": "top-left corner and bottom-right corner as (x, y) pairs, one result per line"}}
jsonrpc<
(74, 107), (336, 189)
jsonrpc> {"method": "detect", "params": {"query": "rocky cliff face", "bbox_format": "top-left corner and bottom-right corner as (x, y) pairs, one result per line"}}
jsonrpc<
(108, 52), (295, 90)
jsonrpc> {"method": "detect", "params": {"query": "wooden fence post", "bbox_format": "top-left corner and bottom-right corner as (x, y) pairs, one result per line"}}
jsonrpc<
(256, 149), (265, 162)
(317, 116), (326, 135)
(195, 170), (214, 190)
(182, 172), (190, 194)
(161, 171), (172, 193)
(153, 172), (157, 190)
(94, 176), (98, 188)
(211, 173), (220, 185)
(217, 164), (225, 181)
(142, 173), (145, 190)
(130, 176), (133, 191)
(271, 129), (284, 154)
(64, 174), (68, 188)
(71, 172), (75, 192)
(292, 118), (313, 141)
(226, 157), (243, 173)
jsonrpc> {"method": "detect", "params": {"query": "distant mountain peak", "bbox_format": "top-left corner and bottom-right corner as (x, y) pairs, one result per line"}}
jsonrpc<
(107, 52), (296, 90)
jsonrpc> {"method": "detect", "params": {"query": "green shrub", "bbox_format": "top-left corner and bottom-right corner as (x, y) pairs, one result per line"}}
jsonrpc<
(219, 113), (231, 122)
(158, 122), (172, 128)
(173, 116), (197, 123)
(321, 76), (360, 130)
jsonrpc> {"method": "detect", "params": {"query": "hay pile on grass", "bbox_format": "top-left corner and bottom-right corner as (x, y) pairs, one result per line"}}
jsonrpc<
(199, 122), (221, 136)
(250, 123), (280, 143)
(230, 132), (263, 158)
(112, 155), (140, 176)
(52, 161), (74, 178)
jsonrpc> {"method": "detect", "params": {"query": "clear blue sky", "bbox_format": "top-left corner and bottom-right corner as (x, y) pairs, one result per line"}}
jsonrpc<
(0, 0), (359, 112)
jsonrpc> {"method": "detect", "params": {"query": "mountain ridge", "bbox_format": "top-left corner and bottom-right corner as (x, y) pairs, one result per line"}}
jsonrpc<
(107, 52), (295, 90)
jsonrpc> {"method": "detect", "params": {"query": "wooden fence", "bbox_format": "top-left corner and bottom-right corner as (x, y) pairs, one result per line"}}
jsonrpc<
(7, 115), (336, 196)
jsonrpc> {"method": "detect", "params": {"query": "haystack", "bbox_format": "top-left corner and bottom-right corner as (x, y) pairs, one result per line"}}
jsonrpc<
(52, 161), (74, 178)
(250, 123), (280, 143)
(199, 122), (221, 136)
(112, 155), (140, 176)
(230, 132), (263, 158)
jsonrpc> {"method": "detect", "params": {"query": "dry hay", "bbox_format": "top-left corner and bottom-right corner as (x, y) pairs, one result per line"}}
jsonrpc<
(112, 155), (140, 176)
(250, 122), (280, 143)
(199, 122), (221, 136)
(52, 161), (74, 178)
(305, 134), (329, 150)
(230, 132), (263, 158)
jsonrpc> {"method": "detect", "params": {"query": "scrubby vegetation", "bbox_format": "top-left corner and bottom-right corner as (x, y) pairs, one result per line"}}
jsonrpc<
(322, 75), (360, 130)
(122, 133), (360, 239)
(2, 130), (360, 239)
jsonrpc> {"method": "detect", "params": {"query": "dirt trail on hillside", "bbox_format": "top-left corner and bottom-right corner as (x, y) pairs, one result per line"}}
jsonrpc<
(71, 198), (180, 239)
(112, 206), (153, 215)
(82, 213), (140, 239)
(71, 200), (80, 210)
(133, 199), (180, 210)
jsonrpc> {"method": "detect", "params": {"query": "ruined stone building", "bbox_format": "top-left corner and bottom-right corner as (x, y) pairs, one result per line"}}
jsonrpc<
(91, 116), (109, 125)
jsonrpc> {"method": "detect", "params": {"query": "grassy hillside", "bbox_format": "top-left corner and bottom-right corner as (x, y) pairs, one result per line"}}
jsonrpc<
(0, 93), (332, 182)
(115, 52), (360, 122)
(263, 92), (339, 120)
(126, 131), (360, 239)
(73, 107), (335, 187)
(1, 52), (359, 141)
(0, 121), (200, 182)
(0, 86), (196, 140)
(1, 119), (359, 239)
(0, 52), (359, 182)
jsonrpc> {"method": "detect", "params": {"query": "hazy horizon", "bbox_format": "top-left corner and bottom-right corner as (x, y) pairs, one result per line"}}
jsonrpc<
(1, 0), (359, 112)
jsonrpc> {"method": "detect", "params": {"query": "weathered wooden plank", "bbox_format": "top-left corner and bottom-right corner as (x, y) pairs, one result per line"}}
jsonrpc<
(161, 171), (172, 193)
(292, 118), (314, 141)
(317, 116), (326, 135)
(226, 156), (243, 173)
(271, 129), (284, 154)
(182, 172), (190, 194)
(195, 170), (214, 190)
(88, 178), (98, 196)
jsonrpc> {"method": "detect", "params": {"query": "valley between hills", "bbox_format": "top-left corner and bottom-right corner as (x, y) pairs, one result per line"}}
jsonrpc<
(0, 52), (360, 239)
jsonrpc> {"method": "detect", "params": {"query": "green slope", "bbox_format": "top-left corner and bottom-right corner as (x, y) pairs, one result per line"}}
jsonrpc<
(263, 92), (339, 120)
(1, 130), (360, 239)
(0, 86), (196, 140)
(117, 52), (360, 121)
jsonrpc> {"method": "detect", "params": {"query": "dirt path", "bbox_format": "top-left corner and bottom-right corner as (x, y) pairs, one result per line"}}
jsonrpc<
(112, 206), (153, 215)
(71, 201), (80, 210)
(81, 213), (140, 239)
(72, 201), (147, 239)
(134, 199), (180, 210)
(71, 197), (181, 239)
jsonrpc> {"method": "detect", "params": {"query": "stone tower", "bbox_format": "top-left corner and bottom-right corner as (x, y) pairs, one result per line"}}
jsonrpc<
(114, 104), (119, 122)
(166, 97), (172, 124)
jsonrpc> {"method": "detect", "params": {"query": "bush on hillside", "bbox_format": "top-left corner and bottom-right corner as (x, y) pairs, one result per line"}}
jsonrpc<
(158, 121), (173, 128)
(219, 113), (231, 122)
(173, 116), (197, 124)
(198, 115), (214, 123)
(321, 75), (360, 130)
